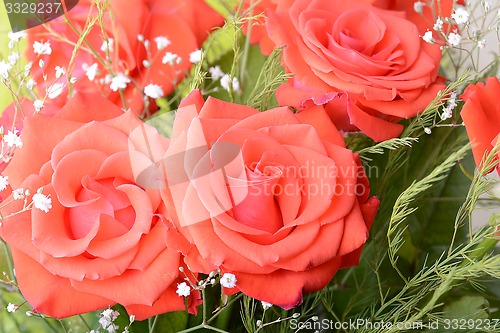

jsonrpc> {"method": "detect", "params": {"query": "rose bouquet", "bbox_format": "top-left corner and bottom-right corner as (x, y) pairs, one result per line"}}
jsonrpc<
(0, 0), (499, 332)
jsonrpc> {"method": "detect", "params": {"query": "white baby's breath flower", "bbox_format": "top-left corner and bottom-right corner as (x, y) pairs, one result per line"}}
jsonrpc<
(452, 7), (469, 24)
(424, 127), (432, 135)
(413, 1), (424, 14)
(422, 31), (435, 44)
(82, 63), (99, 81)
(144, 84), (164, 99)
(209, 66), (224, 80)
(433, 17), (443, 31)
(0, 60), (12, 80)
(154, 36), (171, 50)
(220, 273), (237, 288)
(261, 301), (273, 310)
(110, 73), (131, 91)
(24, 62), (32, 76)
(8, 52), (20, 65)
(33, 99), (44, 112)
(6, 303), (18, 313)
(189, 49), (202, 64)
(162, 52), (180, 65)
(26, 79), (36, 90)
(12, 188), (25, 200)
(8, 31), (27, 42)
(101, 38), (114, 52)
(47, 83), (64, 99)
(33, 41), (52, 55)
(220, 75), (240, 92)
(55, 66), (66, 79)
(3, 129), (22, 148)
(176, 282), (191, 297)
(32, 192), (52, 213)
(70, 77), (78, 84)
(478, 39), (486, 48)
(38, 59), (45, 68)
(0, 176), (9, 191)
(447, 32), (462, 46)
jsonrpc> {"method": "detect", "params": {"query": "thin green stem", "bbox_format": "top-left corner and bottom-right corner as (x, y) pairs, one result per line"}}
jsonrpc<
(149, 315), (159, 333)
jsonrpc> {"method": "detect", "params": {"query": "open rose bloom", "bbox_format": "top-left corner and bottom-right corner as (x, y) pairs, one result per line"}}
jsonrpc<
(267, 0), (449, 142)
(26, 0), (223, 115)
(0, 93), (200, 320)
(162, 90), (379, 308)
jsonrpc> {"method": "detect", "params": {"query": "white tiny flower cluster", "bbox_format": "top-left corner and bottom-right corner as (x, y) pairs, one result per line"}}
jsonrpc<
(3, 128), (23, 149)
(261, 301), (273, 310)
(33, 188), (52, 213)
(413, 1), (425, 14)
(0, 176), (9, 191)
(209, 66), (224, 81)
(8, 31), (27, 48)
(46, 82), (65, 99)
(220, 273), (237, 288)
(83, 63), (99, 81)
(189, 49), (203, 64)
(0, 60), (12, 81)
(33, 41), (52, 55)
(452, 7), (470, 25)
(447, 32), (462, 46)
(440, 90), (458, 120)
(162, 52), (182, 66)
(433, 17), (444, 31)
(110, 73), (131, 92)
(154, 36), (171, 50)
(6, 303), (18, 313)
(144, 84), (164, 99)
(12, 188), (27, 200)
(220, 75), (240, 92)
(99, 308), (120, 333)
(176, 282), (191, 297)
(422, 30), (435, 44)
(100, 38), (114, 53)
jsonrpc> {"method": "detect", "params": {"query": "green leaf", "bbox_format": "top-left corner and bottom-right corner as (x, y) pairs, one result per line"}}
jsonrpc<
(443, 295), (489, 320)
(151, 311), (189, 333)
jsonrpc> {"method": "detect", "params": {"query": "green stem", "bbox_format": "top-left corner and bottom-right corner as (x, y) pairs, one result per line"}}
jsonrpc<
(460, 234), (499, 268)
(207, 293), (243, 324)
(149, 315), (159, 333)
(2, 241), (16, 285)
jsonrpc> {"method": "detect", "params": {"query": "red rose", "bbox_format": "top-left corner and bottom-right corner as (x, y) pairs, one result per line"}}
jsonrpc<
(26, 0), (223, 115)
(242, 0), (458, 56)
(460, 77), (500, 174)
(267, 0), (446, 142)
(0, 93), (199, 320)
(162, 90), (379, 308)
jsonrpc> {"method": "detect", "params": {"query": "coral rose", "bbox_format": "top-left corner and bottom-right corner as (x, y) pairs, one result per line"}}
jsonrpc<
(460, 77), (500, 174)
(241, 0), (457, 56)
(26, 0), (223, 115)
(267, 0), (446, 142)
(162, 90), (379, 309)
(0, 92), (198, 320)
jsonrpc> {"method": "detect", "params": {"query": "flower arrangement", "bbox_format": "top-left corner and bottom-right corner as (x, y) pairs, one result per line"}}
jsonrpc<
(0, 1), (499, 332)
